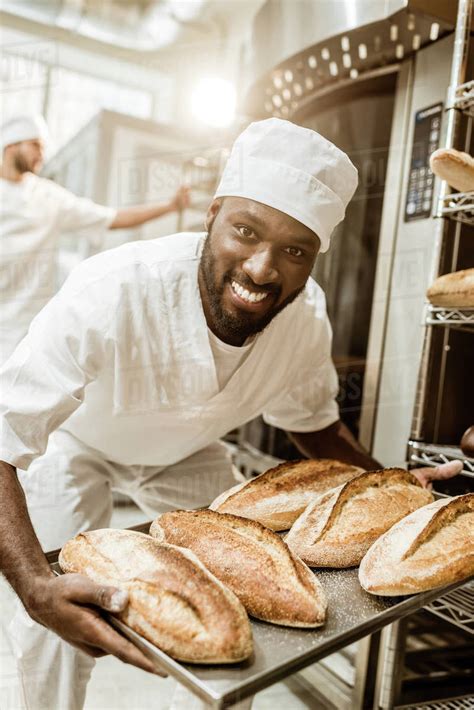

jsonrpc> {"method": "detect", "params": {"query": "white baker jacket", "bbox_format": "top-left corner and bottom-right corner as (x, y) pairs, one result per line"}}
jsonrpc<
(0, 173), (116, 363)
(0, 232), (339, 470)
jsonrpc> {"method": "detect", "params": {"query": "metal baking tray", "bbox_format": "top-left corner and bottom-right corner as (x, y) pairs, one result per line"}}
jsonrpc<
(47, 523), (473, 708)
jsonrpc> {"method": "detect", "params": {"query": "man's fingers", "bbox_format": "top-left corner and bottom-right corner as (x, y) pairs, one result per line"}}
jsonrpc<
(61, 574), (129, 612)
(412, 460), (463, 487)
(432, 460), (463, 479)
(176, 185), (190, 209)
(70, 640), (108, 658)
(79, 613), (164, 675)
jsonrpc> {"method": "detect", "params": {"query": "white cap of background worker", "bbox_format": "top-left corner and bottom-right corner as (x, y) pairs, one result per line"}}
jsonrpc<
(0, 112), (190, 365)
(0, 113), (50, 153)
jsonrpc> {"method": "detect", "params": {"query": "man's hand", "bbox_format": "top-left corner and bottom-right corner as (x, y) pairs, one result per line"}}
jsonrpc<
(27, 573), (166, 675)
(110, 185), (190, 229)
(170, 185), (190, 212)
(411, 460), (463, 488)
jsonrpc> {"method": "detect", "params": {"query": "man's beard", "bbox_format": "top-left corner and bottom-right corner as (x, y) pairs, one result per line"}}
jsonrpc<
(13, 152), (34, 174)
(199, 231), (306, 344)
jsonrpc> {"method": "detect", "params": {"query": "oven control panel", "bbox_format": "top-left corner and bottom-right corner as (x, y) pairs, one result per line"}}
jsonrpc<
(404, 103), (443, 222)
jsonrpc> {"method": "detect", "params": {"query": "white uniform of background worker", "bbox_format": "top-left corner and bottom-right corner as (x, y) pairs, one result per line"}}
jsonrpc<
(0, 114), (189, 364)
(0, 118), (460, 710)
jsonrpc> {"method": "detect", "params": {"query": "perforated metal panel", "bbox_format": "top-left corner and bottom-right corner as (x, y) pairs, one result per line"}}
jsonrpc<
(245, 7), (453, 120)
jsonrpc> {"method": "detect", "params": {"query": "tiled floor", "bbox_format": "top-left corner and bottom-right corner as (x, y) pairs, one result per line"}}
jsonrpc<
(0, 502), (329, 709)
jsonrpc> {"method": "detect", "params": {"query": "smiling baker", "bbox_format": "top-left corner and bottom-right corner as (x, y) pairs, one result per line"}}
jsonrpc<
(0, 118), (461, 710)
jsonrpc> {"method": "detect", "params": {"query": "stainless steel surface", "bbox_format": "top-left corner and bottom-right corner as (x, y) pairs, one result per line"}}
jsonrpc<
(291, 64), (400, 118)
(49, 537), (474, 709)
(375, 619), (408, 710)
(244, 0), (455, 120)
(359, 60), (415, 451)
(370, 33), (453, 465)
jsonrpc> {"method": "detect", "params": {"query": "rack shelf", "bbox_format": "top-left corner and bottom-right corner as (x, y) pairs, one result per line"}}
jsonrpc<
(426, 305), (474, 329)
(407, 441), (474, 479)
(451, 78), (474, 116)
(396, 694), (474, 709)
(424, 581), (474, 636)
(437, 191), (474, 225)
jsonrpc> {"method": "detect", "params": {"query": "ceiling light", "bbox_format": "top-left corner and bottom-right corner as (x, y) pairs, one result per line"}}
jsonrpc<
(191, 78), (236, 128)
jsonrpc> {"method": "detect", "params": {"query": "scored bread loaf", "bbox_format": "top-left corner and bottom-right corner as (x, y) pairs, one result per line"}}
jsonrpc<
(150, 509), (327, 628)
(59, 529), (253, 663)
(210, 459), (365, 531)
(359, 494), (474, 595)
(426, 268), (474, 308)
(430, 148), (474, 193)
(285, 469), (434, 568)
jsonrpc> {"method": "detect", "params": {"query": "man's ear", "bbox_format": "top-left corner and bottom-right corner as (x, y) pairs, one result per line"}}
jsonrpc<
(205, 198), (222, 232)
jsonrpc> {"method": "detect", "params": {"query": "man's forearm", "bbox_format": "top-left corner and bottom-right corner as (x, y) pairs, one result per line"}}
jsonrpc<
(110, 202), (175, 229)
(288, 420), (382, 470)
(0, 461), (53, 606)
(0, 462), (159, 673)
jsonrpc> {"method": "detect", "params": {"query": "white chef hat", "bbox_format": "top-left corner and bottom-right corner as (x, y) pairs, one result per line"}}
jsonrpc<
(214, 118), (358, 252)
(1, 114), (50, 152)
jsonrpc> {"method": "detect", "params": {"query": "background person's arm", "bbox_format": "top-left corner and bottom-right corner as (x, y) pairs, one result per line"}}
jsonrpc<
(0, 460), (160, 673)
(288, 420), (462, 487)
(109, 185), (190, 229)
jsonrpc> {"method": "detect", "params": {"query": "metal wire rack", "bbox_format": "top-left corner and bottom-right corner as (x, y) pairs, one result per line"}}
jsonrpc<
(407, 441), (474, 478)
(424, 582), (474, 636)
(425, 306), (474, 329)
(451, 78), (474, 116)
(437, 191), (474, 225)
(396, 695), (474, 709)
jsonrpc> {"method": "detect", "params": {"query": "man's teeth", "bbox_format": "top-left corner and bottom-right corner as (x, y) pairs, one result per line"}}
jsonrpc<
(231, 281), (269, 303)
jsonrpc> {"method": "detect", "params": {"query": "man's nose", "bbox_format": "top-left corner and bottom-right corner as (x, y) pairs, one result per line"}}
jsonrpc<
(242, 248), (279, 285)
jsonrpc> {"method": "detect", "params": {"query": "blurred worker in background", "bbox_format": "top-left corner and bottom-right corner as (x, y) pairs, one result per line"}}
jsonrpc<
(0, 113), (190, 364)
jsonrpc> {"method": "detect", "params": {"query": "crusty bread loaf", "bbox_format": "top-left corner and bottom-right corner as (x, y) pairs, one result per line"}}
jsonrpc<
(430, 148), (474, 193)
(285, 469), (433, 568)
(359, 494), (474, 595)
(59, 529), (252, 663)
(461, 426), (474, 457)
(210, 459), (365, 531)
(150, 509), (327, 628)
(426, 268), (474, 308)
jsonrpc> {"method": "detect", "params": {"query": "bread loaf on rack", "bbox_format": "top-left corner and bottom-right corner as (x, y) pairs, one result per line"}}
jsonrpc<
(59, 528), (253, 663)
(150, 509), (327, 627)
(285, 469), (433, 568)
(426, 268), (474, 308)
(429, 148), (474, 193)
(210, 459), (364, 531)
(359, 494), (474, 595)
(461, 426), (474, 457)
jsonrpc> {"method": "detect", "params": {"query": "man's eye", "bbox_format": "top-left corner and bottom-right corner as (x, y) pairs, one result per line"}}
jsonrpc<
(236, 225), (254, 238)
(286, 246), (304, 257)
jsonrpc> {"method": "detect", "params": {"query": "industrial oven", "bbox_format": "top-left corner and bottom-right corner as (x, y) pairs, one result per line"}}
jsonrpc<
(236, 1), (474, 707)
